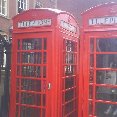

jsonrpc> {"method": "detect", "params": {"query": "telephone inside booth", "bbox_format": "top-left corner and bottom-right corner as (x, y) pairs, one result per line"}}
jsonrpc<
(81, 3), (117, 117)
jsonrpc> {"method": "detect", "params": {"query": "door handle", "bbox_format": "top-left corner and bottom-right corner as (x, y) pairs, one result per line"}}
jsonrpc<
(48, 83), (51, 90)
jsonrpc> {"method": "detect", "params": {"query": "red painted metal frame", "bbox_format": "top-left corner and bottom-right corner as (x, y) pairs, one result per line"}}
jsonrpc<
(81, 2), (117, 117)
(9, 9), (79, 117)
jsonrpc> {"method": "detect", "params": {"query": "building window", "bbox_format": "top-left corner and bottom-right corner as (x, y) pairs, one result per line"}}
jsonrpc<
(18, 0), (28, 13)
(0, 0), (7, 16)
(35, 1), (43, 8)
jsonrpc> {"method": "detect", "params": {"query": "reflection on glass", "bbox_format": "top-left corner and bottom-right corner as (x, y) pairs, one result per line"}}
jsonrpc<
(96, 103), (117, 117)
(96, 38), (117, 52)
(96, 54), (117, 68)
(96, 86), (117, 102)
(96, 70), (117, 85)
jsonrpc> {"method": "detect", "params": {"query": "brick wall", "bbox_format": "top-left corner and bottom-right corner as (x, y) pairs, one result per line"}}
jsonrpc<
(0, 0), (56, 38)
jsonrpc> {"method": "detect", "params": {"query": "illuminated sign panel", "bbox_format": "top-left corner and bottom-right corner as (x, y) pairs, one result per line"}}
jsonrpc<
(89, 16), (117, 25)
(60, 20), (77, 33)
(18, 19), (52, 28)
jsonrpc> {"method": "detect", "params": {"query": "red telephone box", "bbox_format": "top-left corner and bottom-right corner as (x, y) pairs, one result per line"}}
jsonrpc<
(81, 2), (117, 117)
(9, 8), (79, 117)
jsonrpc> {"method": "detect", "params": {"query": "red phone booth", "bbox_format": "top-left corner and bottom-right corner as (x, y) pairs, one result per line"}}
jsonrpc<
(81, 2), (117, 117)
(9, 8), (79, 117)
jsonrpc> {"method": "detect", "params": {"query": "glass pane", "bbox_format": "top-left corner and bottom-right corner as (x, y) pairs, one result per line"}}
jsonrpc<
(65, 77), (74, 89)
(2, 7), (5, 15)
(65, 53), (74, 64)
(90, 54), (94, 67)
(16, 92), (19, 103)
(43, 66), (46, 78)
(18, 40), (20, 50)
(22, 39), (42, 50)
(17, 66), (20, 75)
(65, 101), (74, 115)
(96, 38), (117, 52)
(21, 79), (41, 91)
(16, 106), (19, 117)
(96, 70), (117, 85)
(64, 65), (75, 75)
(42, 94), (46, 106)
(16, 79), (20, 90)
(22, 66), (41, 77)
(89, 101), (93, 115)
(96, 103), (117, 117)
(44, 38), (47, 50)
(96, 54), (117, 68)
(89, 85), (93, 99)
(17, 52), (20, 63)
(89, 68), (94, 83)
(22, 52), (42, 64)
(43, 52), (47, 64)
(42, 109), (46, 117)
(65, 40), (75, 52)
(65, 89), (74, 102)
(21, 93), (41, 106)
(20, 107), (41, 117)
(96, 86), (117, 102)
(90, 38), (94, 52)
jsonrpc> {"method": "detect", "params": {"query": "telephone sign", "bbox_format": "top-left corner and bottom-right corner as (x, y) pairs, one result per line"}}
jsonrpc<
(89, 16), (117, 25)
(18, 19), (52, 28)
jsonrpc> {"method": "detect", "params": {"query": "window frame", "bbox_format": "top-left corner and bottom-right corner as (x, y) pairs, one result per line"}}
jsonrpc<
(0, 0), (7, 16)
(17, 0), (29, 14)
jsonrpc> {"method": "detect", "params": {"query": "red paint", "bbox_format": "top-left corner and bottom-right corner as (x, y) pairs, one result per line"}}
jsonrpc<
(82, 3), (117, 117)
(9, 8), (79, 117)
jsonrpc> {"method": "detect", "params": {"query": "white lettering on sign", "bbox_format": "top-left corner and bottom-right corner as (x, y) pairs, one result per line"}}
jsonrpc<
(89, 16), (117, 25)
(60, 20), (77, 33)
(18, 19), (52, 28)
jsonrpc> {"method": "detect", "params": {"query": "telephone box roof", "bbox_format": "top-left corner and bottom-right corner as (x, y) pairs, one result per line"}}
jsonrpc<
(81, 2), (117, 15)
(13, 8), (74, 19)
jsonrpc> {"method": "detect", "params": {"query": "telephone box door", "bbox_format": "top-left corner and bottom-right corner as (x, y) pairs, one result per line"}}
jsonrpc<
(85, 33), (117, 117)
(10, 32), (52, 117)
